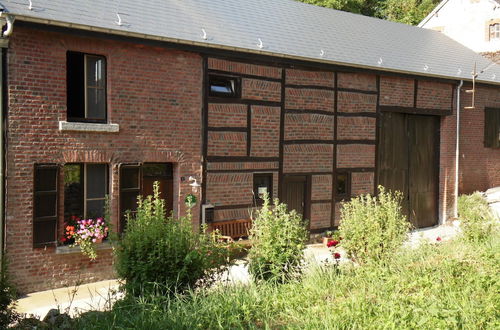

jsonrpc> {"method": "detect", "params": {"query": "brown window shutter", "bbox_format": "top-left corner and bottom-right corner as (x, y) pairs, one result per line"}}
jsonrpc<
(33, 164), (59, 248)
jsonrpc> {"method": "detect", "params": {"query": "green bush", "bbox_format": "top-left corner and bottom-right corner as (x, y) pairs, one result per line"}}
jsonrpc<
(458, 192), (497, 242)
(115, 182), (231, 296)
(248, 194), (308, 283)
(339, 186), (411, 264)
(0, 257), (19, 328)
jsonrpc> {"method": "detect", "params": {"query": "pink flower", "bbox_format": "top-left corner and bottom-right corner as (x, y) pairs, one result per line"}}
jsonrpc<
(333, 252), (341, 259)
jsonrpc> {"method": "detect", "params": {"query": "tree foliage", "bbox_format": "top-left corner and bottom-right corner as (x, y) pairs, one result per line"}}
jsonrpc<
(298, 0), (440, 25)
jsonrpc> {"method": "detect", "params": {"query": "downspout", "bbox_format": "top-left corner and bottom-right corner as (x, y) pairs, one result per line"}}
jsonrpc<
(0, 13), (14, 268)
(453, 80), (463, 220)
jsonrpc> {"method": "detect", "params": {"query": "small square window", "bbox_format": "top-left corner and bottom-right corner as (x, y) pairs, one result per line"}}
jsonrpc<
(208, 74), (240, 98)
(490, 23), (500, 40)
(335, 172), (350, 199)
(253, 173), (273, 206)
(67, 52), (107, 123)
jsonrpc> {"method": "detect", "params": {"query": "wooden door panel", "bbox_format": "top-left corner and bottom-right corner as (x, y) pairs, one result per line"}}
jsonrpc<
(283, 176), (306, 218)
(408, 115), (438, 227)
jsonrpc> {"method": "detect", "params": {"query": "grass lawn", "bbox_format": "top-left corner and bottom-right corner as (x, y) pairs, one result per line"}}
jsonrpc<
(74, 232), (499, 329)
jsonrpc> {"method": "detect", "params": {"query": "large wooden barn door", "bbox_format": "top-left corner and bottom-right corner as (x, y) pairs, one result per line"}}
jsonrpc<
(378, 112), (438, 228)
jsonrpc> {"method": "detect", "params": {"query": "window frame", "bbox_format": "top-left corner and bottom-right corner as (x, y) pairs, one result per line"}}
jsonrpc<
(67, 51), (108, 124)
(253, 173), (273, 206)
(208, 74), (241, 98)
(490, 23), (500, 40)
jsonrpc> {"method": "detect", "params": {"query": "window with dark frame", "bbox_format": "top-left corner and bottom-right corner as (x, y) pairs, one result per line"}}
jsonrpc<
(490, 23), (500, 40)
(63, 163), (109, 220)
(335, 172), (350, 200)
(484, 108), (500, 148)
(119, 163), (174, 232)
(208, 74), (240, 98)
(253, 173), (273, 206)
(33, 165), (59, 247)
(67, 52), (107, 123)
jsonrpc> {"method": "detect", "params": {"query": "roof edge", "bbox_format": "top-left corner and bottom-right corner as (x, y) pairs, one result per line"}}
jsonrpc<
(418, 0), (449, 27)
(9, 13), (500, 87)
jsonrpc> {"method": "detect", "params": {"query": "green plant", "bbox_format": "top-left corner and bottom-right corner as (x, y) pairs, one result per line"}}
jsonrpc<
(339, 186), (411, 264)
(458, 192), (497, 242)
(115, 182), (231, 296)
(0, 257), (19, 328)
(248, 194), (308, 283)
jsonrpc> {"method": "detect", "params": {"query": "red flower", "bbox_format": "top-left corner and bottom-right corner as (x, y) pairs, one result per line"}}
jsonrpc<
(327, 240), (340, 248)
(436, 236), (442, 242)
(333, 252), (341, 259)
(60, 237), (67, 243)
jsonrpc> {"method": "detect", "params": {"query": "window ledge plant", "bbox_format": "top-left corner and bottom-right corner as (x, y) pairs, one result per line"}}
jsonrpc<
(60, 216), (109, 260)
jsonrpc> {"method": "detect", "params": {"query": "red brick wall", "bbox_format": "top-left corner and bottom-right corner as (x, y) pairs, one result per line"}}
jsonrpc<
(6, 27), (203, 293)
(250, 106), (280, 157)
(380, 76), (414, 107)
(459, 85), (500, 193)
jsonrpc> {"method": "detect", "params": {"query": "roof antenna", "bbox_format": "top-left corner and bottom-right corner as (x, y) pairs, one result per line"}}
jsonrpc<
(465, 63), (477, 110)
(201, 28), (207, 40)
(28, 0), (33, 10)
(257, 38), (263, 49)
(115, 13), (122, 26)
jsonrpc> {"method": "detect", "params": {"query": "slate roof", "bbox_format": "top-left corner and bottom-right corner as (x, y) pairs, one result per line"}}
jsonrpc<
(1, 0), (499, 85)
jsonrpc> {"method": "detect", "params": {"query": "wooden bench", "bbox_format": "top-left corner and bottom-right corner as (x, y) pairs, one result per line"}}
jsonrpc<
(209, 218), (252, 239)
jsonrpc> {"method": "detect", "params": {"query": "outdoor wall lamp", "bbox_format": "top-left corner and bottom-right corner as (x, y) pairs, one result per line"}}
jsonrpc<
(188, 176), (201, 193)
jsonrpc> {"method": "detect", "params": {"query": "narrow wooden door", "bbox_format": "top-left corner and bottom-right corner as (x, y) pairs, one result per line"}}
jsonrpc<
(408, 115), (439, 227)
(377, 112), (439, 228)
(282, 175), (307, 218)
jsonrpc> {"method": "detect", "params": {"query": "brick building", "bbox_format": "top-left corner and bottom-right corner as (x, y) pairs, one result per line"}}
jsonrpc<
(0, 0), (499, 293)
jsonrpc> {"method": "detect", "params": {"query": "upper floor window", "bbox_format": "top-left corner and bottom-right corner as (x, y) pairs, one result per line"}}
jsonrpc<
(490, 23), (500, 40)
(208, 74), (240, 98)
(67, 52), (107, 123)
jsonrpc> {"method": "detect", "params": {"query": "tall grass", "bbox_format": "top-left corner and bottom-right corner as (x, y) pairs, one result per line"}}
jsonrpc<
(76, 233), (500, 329)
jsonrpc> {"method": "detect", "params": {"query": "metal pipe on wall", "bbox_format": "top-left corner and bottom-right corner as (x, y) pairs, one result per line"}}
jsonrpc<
(453, 80), (464, 220)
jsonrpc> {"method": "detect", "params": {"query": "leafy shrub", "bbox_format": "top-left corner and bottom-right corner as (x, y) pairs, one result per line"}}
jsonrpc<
(339, 186), (411, 264)
(0, 257), (19, 328)
(115, 182), (231, 296)
(248, 194), (308, 283)
(458, 192), (497, 242)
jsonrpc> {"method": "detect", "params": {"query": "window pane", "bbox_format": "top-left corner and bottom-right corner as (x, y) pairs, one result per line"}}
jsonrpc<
(67, 52), (85, 120)
(121, 167), (140, 189)
(35, 167), (57, 192)
(86, 164), (107, 199)
(64, 164), (83, 218)
(86, 56), (105, 88)
(142, 163), (172, 178)
(35, 194), (57, 218)
(336, 173), (347, 196)
(33, 219), (56, 246)
(86, 199), (105, 219)
(253, 174), (272, 205)
(121, 191), (139, 213)
(209, 75), (237, 97)
(86, 88), (106, 120)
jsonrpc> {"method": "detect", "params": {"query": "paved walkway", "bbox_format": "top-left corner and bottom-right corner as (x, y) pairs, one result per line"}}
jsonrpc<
(16, 223), (460, 319)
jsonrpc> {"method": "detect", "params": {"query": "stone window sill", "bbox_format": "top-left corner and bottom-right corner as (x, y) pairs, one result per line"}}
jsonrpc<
(56, 242), (112, 255)
(59, 121), (119, 133)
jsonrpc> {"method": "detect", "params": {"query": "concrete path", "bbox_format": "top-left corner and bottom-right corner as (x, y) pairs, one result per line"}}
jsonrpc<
(15, 279), (121, 318)
(15, 223), (461, 319)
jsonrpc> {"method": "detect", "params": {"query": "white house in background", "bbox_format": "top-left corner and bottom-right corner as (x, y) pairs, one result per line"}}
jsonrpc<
(419, 0), (500, 56)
